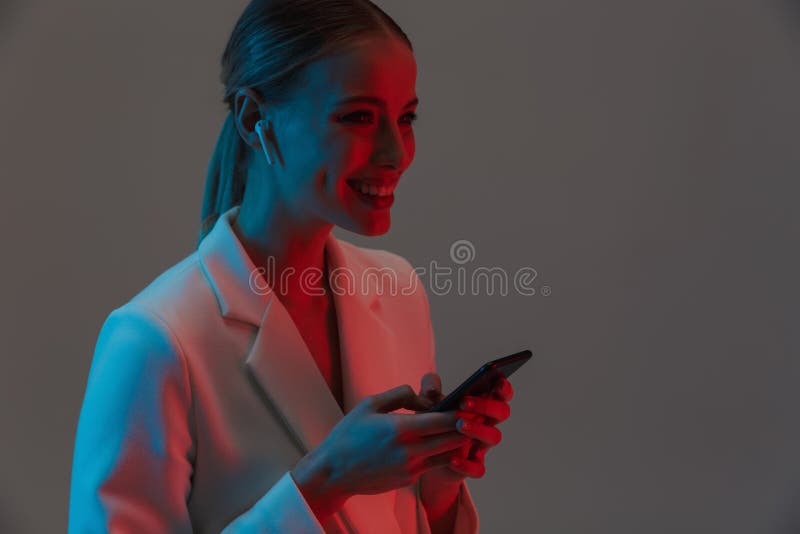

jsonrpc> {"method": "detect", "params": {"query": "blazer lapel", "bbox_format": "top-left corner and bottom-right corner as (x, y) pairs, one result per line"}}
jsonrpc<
(325, 232), (402, 414)
(243, 293), (344, 453)
(199, 206), (404, 534)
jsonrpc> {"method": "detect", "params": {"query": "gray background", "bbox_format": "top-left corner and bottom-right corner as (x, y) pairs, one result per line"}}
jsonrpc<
(2, 1), (799, 532)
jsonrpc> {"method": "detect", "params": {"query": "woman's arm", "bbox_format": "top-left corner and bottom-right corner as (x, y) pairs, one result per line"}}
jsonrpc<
(68, 304), (328, 534)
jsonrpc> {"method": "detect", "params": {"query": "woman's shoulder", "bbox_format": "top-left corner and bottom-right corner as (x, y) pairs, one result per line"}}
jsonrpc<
(105, 250), (221, 341)
(132, 252), (207, 306)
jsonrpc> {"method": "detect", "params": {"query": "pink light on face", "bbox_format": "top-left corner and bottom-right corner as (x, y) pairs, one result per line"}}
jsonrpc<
(271, 34), (418, 238)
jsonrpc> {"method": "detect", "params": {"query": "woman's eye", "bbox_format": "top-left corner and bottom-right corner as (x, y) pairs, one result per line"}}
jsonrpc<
(336, 111), (418, 126)
(400, 112), (418, 125)
(338, 111), (374, 124)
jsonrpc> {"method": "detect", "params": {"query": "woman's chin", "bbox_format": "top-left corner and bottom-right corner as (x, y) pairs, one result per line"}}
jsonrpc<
(363, 224), (390, 237)
(360, 217), (391, 236)
(342, 212), (391, 236)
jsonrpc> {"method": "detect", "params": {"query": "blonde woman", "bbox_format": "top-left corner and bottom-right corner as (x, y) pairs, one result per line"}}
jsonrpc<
(68, 1), (514, 532)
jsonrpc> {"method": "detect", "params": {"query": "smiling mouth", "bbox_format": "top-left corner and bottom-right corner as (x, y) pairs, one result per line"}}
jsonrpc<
(346, 180), (396, 209)
(346, 180), (397, 197)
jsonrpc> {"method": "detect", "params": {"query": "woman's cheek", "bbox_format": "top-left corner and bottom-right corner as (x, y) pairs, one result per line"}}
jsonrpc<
(347, 139), (375, 167)
(405, 143), (416, 167)
(404, 131), (416, 163)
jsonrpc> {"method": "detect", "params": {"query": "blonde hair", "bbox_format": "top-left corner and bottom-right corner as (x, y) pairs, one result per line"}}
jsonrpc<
(197, 0), (413, 247)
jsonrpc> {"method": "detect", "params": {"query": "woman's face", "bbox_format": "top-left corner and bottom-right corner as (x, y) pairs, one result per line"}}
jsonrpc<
(254, 34), (418, 236)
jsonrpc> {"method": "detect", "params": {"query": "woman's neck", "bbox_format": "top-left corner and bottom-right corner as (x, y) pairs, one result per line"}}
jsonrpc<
(232, 194), (334, 307)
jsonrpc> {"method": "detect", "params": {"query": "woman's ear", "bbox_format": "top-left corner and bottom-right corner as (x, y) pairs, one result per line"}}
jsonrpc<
(233, 87), (267, 149)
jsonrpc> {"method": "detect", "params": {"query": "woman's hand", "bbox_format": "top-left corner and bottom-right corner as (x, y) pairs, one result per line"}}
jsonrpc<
(291, 384), (472, 522)
(416, 372), (513, 484)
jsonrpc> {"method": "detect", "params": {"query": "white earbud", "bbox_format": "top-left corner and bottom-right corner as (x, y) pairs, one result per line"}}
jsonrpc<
(254, 120), (273, 166)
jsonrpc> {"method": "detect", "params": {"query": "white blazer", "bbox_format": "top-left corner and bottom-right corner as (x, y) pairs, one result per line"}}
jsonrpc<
(68, 205), (479, 533)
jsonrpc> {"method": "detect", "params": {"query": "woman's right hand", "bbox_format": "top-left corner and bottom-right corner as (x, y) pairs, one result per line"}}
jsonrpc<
(290, 384), (469, 521)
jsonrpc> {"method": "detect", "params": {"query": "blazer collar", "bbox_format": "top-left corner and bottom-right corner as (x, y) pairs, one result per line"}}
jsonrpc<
(197, 205), (385, 325)
(198, 206), (404, 533)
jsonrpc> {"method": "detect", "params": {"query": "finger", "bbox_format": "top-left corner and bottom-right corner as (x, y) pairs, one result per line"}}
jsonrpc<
(456, 411), (484, 423)
(408, 430), (471, 458)
(407, 394), (439, 413)
(493, 377), (513, 401)
(459, 396), (511, 423)
(456, 437), (471, 460)
(455, 417), (502, 447)
(420, 448), (466, 473)
(398, 411), (461, 437)
(369, 384), (434, 413)
(412, 401), (434, 413)
(455, 412), (489, 447)
(449, 455), (486, 479)
(458, 428), (492, 462)
(462, 444), (472, 460)
(413, 394), (437, 411)
(420, 372), (442, 401)
(469, 441), (489, 462)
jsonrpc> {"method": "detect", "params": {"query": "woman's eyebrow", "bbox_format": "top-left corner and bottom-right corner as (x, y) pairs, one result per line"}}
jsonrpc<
(335, 95), (419, 109)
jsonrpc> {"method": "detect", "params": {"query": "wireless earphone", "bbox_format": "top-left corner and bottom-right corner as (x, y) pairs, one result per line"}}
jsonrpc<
(254, 120), (273, 166)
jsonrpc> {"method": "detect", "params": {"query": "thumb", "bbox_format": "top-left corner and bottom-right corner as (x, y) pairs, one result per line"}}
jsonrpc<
(420, 372), (443, 401)
(367, 384), (431, 413)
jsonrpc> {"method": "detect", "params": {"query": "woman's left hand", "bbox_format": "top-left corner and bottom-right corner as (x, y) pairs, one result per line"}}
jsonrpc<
(416, 372), (513, 484)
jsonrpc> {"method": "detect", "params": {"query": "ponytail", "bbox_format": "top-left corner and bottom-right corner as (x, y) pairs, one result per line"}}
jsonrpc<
(197, 111), (246, 247)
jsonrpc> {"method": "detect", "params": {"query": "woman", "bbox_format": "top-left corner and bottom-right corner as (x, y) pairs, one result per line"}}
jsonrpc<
(68, 1), (514, 532)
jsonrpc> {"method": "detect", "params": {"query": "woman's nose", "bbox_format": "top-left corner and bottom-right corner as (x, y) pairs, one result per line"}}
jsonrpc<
(370, 116), (407, 169)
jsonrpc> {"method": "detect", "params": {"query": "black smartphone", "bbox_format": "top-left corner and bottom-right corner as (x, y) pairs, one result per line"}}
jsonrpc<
(427, 349), (532, 412)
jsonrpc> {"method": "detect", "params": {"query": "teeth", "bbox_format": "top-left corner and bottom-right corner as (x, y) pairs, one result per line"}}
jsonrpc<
(354, 182), (395, 197)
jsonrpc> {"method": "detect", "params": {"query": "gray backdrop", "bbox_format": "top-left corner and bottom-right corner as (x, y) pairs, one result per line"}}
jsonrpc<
(2, 1), (799, 532)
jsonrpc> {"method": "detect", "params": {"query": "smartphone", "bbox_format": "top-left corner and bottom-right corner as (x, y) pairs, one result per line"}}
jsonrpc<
(427, 349), (532, 412)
